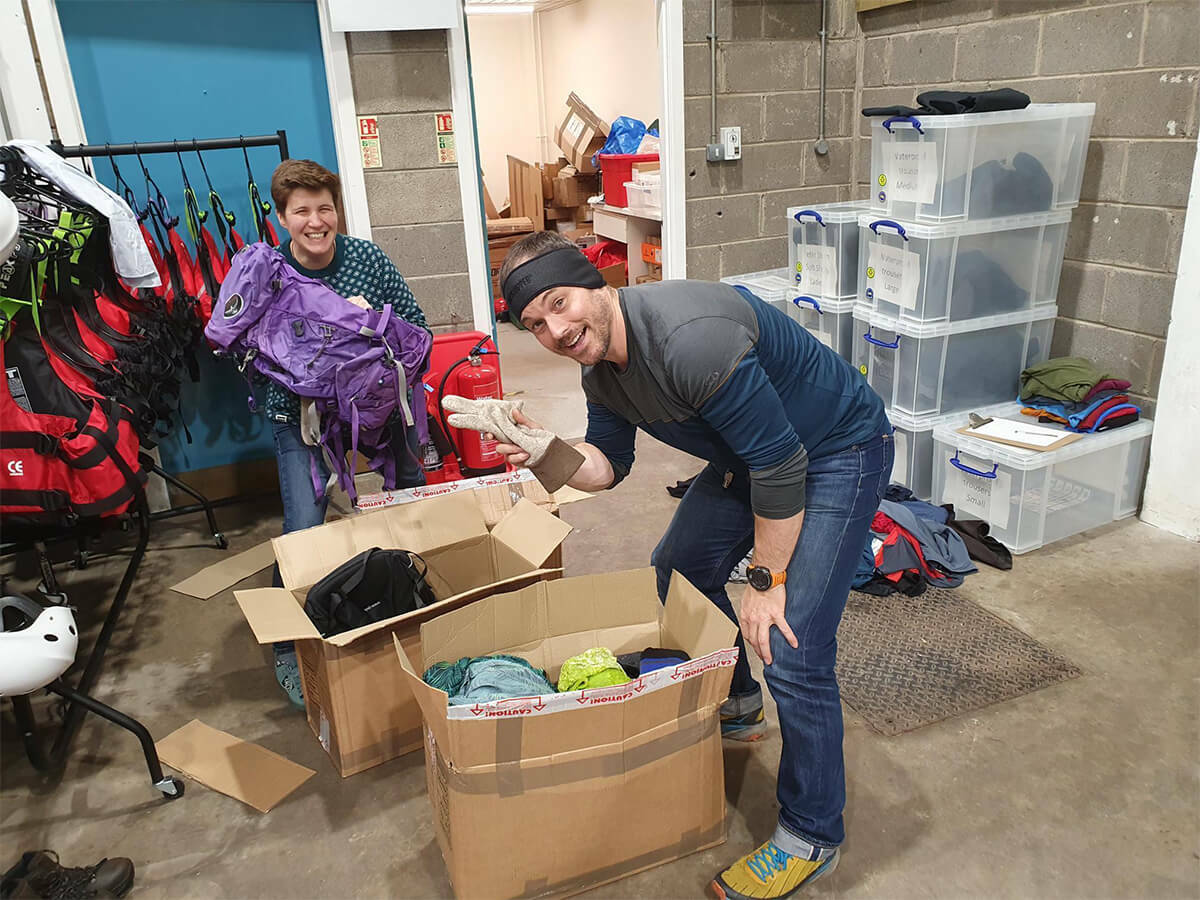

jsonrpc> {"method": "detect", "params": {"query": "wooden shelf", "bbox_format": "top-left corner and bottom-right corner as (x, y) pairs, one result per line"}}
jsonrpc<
(588, 202), (662, 222)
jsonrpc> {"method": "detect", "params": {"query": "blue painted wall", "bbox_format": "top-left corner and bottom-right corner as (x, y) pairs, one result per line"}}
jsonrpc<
(58, 0), (338, 474)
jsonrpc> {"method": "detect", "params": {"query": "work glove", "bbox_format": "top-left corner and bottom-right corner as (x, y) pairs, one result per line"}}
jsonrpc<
(442, 396), (584, 492)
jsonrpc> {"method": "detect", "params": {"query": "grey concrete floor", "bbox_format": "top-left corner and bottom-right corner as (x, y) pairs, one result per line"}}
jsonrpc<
(2, 326), (1198, 899)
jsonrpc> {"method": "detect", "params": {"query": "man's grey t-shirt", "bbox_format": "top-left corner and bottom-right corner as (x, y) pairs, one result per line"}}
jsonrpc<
(582, 280), (887, 517)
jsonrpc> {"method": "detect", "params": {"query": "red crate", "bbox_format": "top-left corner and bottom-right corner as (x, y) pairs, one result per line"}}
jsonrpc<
(598, 153), (659, 208)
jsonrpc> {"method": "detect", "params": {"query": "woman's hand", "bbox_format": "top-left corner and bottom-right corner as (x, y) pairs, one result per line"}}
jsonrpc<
(491, 407), (544, 468)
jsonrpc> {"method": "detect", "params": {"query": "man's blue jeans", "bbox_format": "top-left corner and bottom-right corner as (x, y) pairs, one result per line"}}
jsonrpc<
(652, 432), (893, 856)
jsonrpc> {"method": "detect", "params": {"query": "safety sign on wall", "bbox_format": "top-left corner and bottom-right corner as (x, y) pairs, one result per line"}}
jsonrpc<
(358, 116), (382, 169)
(436, 112), (457, 165)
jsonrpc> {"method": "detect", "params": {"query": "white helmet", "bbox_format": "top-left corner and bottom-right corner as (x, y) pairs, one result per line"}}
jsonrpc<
(0, 191), (18, 264)
(0, 595), (78, 697)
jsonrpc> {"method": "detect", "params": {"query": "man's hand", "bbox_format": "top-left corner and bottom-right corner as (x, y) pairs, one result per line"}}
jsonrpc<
(492, 407), (542, 468)
(738, 582), (798, 666)
(442, 396), (584, 491)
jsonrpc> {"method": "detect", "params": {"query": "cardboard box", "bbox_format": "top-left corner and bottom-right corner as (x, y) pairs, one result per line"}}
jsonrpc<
(396, 568), (738, 899)
(554, 92), (609, 175)
(552, 169), (600, 208)
(598, 262), (626, 289)
(632, 160), (661, 181)
(641, 236), (663, 265)
(234, 491), (572, 776)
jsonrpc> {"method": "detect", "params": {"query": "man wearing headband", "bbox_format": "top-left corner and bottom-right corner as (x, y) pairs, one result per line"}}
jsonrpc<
(479, 231), (891, 899)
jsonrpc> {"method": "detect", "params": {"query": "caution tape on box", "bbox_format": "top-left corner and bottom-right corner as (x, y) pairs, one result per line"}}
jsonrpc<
(356, 468), (539, 510)
(446, 647), (739, 720)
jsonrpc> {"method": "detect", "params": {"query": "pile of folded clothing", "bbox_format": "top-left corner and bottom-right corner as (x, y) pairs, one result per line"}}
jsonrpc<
(1019, 357), (1140, 433)
(853, 490), (978, 597)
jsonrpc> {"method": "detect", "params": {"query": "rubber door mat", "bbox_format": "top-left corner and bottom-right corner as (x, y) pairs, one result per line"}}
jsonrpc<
(836, 588), (1081, 735)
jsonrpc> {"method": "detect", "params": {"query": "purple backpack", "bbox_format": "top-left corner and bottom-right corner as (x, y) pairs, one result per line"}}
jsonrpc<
(205, 242), (432, 502)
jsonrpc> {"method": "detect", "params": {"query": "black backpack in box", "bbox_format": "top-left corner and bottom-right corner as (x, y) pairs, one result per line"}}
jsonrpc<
(304, 548), (437, 638)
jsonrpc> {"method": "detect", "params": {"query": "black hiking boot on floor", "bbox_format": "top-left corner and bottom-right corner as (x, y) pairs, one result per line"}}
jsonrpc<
(1, 851), (134, 899)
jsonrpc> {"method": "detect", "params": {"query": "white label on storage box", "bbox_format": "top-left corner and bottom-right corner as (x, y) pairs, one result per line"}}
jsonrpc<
(564, 113), (585, 140)
(867, 243), (921, 310)
(884, 142), (938, 204)
(319, 712), (331, 752)
(892, 430), (909, 485)
(797, 245), (839, 297)
(444, 648), (740, 720)
(946, 462), (1012, 531)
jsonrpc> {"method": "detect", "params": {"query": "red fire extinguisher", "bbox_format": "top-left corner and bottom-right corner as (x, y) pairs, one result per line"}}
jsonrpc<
(436, 339), (507, 477)
(455, 356), (506, 474)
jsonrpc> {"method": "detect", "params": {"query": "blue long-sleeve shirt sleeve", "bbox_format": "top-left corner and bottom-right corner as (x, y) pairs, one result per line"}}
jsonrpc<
(584, 400), (637, 488)
(689, 349), (809, 518)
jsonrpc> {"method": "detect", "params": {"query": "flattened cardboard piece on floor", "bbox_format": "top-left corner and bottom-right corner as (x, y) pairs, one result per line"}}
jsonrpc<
(155, 719), (314, 813)
(170, 541), (275, 600)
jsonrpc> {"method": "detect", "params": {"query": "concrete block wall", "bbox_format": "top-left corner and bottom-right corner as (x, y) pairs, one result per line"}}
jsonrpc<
(348, 30), (472, 328)
(682, 0), (855, 281)
(683, 0), (1198, 410)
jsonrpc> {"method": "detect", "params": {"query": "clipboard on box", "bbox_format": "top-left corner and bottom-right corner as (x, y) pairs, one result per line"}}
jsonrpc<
(956, 417), (1083, 453)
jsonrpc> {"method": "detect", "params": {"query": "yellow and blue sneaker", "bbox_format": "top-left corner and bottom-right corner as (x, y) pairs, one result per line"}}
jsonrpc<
(710, 841), (838, 900)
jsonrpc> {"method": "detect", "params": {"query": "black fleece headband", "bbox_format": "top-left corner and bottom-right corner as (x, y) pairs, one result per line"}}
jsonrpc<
(502, 247), (606, 320)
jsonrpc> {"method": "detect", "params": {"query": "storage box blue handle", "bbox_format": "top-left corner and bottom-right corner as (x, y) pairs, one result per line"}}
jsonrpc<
(882, 115), (924, 134)
(862, 328), (900, 349)
(949, 454), (999, 479)
(869, 219), (908, 239)
(793, 295), (822, 313)
(793, 209), (826, 226)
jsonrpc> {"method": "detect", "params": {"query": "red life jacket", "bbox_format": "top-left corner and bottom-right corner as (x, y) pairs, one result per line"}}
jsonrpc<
(0, 333), (145, 526)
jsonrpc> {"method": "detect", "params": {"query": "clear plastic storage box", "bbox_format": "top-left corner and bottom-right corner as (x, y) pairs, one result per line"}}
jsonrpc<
(887, 404), (1016, 500)
(789, 295), (857, 361)
(931, 412), (1153, 554)
(868, 103), (1095, 223)
(853, 306), (1056, 419)
(721, 269), (793, 314)
(624, 180), (662, 212)
(857, 210), (1070, 326)
(787, 201), (870, 301)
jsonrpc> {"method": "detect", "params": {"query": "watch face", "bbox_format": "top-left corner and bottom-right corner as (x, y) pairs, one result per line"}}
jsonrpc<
(747, 566), (772, 591)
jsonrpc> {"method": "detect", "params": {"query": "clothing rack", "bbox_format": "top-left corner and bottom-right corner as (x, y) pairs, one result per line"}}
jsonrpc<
(46, 130), (291, 537)
(3, 131), (288, 798)
(49, 130), (290, 161)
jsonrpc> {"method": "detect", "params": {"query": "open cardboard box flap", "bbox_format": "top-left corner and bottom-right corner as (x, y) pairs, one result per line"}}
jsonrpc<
(394, 570), (739, 767)
(234, 495), (570, 650)
(273, 491), (490, 590)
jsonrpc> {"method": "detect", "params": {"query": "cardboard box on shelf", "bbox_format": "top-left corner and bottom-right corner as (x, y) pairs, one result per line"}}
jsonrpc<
(642, 236), (663, 265)
(396, 568), (738, 900)
(554, 92), (609, 175)
(632, 160), (661, 181)
(233, 490), (572, 776)
(598, 262), (626, 288)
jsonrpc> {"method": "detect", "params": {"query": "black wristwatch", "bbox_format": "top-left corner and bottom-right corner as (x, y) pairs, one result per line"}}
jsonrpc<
(746, 565), (787, 592)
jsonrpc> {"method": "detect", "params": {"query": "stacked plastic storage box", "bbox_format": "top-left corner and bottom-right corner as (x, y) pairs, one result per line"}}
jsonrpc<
(853, 102), (1096, 498)
(720, 269), (794, 316)
(786, 201), (869, 360)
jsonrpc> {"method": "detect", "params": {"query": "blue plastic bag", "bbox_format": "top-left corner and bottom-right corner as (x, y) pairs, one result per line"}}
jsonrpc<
(593, 116), (659, 166)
